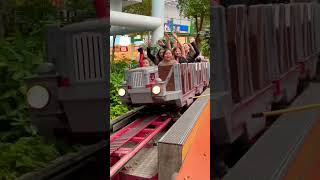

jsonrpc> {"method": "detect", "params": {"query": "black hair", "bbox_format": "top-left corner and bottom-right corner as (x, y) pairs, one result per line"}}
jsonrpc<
(156, 48), (166, 60)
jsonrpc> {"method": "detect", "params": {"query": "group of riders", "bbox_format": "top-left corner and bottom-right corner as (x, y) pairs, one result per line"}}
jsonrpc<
(138, 32), (205, 68)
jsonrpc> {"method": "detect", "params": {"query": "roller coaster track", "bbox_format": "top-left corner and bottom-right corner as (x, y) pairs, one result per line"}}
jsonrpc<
(19, 98), (206, 180)
(19, 106), (159, 180)
(110, 106), (145, 133)
(110, 114), (172, 178)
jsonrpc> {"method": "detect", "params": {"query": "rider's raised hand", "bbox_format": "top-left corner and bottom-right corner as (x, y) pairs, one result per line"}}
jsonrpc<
(172, 31), (178, 40)
(158, 40), (165, 47)
(164, 33), (170, 40)
(190, 36), (195, 43)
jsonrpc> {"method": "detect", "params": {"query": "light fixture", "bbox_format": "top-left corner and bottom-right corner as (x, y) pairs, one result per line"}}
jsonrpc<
(152, 86), (161, 95)
(27, 85), (50, 109)
(118, 88), (126, 97)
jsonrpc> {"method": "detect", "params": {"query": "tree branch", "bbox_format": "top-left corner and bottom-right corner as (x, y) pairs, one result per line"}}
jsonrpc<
(111, 34), (117, 70)
(195, 14), (205, 45)
(195, 15), (199, 34)
(199, 14), (204, 33)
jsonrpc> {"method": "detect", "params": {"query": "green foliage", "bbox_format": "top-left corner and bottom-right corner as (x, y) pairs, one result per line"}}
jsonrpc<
(199, 28), (210, 57)
(65, 0), (95, 11)
(177, 0), (210, 19)
(191, 16), (210, 36)
(0, 30), (58, 179)
(110, 60), (138, 120)
(110, 68), (128, 121)
(200, 38), (210, 57)
(178, 0), (210, 43)
(0, 0), (96, 178)
(0, 0), (97, 137)
(0, 0), (58, 37)
(62, 0), (97, 23)
(51, 140), (81, 155)
(0, 0), (96, 37)
(0, 33), (43, 135)
(123, 0), (152, 16)
(0, 137), (60, 179)
(0, 130), (31, 144)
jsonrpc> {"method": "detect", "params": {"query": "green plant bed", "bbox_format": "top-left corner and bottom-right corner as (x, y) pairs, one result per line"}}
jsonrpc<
(0, 136), (59, 179)
(0, 135), (80, 180)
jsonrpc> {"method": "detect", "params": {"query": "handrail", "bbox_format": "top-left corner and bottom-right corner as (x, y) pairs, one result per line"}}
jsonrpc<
(223, 83), (320, 180)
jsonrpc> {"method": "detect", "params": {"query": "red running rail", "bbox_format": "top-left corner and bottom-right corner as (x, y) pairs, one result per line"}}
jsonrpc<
(110, 114), (172, 178)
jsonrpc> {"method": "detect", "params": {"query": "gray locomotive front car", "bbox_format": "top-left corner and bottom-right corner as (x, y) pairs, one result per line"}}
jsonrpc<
(118, 62), (210, 108)
(26, 19), (108, 138)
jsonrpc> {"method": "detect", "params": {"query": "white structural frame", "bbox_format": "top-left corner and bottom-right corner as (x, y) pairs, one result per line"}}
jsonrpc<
(151, 0), (165, 43)
(110, 0), (165, 43)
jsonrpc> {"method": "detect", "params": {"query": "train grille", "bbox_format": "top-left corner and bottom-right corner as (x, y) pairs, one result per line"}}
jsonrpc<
(131, 71), (144, 88)
(73, 33), (105, 81)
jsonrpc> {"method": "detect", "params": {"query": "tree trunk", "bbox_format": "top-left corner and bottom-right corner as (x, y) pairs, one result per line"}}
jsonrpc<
(194, 15), (200, 45)
(198, 15), (205, 44)
(111, 34), (117, 70)
(195, 14), (204, 45)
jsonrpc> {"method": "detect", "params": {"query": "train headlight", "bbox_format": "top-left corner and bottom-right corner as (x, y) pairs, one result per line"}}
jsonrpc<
(118, 88), (126, 97)
(27, 85), (50, 109)
(152, 86), (161, 95)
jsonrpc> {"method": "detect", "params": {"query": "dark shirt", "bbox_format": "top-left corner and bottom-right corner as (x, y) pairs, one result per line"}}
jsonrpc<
(147, 45), (166, 65)
(186, 42), (200, 63)
(147, 47), (157, 64)
(178, 57), (188, 64)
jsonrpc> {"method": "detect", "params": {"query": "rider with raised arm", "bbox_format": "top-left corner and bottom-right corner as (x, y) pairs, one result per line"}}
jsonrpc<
(183, 37), (200, 63)
(171, 32), (188, 63)
(147, 39), (165, 65)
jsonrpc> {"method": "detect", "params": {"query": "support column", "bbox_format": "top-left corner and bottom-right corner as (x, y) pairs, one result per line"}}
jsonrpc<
(152, 0), (164, 44)
(110, 0), (123, 12)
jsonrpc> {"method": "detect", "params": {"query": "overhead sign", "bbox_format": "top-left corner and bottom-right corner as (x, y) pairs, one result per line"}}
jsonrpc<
(164, 19), (191, 34)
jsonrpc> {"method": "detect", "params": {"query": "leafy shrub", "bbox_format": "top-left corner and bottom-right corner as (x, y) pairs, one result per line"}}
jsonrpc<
(110, 60), (138, 120)
(0, 1), (96, 178)
(0, 33), (43, 136)
(0, 0), (97, 137)
(200, 37), (210, 58)
(0, 137), (60, 179)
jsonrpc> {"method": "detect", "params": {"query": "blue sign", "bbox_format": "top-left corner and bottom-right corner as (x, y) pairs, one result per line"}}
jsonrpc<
(164, 19), (190, 34)
(179, 25), (189, 33)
